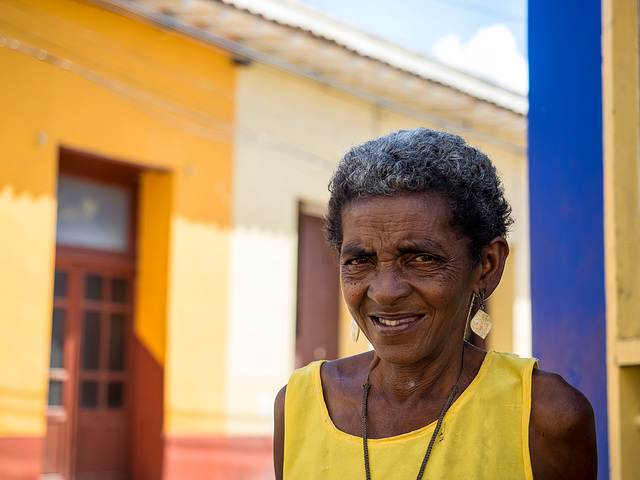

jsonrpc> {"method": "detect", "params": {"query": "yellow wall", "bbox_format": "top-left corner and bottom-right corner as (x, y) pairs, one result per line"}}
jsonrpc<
(137, 172), (174, 366)
(602, 0), (640, 477)
(226, 63), (378, 435)
(227, 61), (528, 435)
(0, 186), (56, 436)
(0, 0), (235, 437)
(487, 245), (515, 353)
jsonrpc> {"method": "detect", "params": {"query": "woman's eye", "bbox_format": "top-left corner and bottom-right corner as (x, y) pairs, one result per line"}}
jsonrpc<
(345, 257), (368, 266)
(414, 254), (436, 262)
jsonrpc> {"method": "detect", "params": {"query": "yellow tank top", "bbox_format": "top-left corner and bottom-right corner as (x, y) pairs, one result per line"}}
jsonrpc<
(284, 350), (537, 479)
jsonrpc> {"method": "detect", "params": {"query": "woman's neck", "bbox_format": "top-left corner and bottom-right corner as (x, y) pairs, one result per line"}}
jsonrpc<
(367, 341), (467, 403)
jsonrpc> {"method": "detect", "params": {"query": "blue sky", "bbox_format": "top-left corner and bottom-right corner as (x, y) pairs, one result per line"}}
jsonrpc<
(296, 0), (528, 93)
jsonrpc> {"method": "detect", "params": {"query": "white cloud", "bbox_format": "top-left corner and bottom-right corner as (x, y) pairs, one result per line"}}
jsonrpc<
(433, 24), (528, 94)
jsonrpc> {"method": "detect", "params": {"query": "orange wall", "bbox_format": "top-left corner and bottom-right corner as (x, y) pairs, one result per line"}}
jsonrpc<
(0, 0), (235, 447)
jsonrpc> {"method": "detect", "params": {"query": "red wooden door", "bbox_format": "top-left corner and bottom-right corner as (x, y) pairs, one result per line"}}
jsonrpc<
(295, 210), (340, 367)
(44, 152), (138, 480)
(45, 256), (135, 480)
(74, 260), (134, 480)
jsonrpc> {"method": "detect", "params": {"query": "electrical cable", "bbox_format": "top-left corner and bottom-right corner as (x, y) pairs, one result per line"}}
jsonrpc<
(426, 0), (525, 24)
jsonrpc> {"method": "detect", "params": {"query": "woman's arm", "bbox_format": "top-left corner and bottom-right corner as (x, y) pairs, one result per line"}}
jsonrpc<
(529, 370), (597, 479)
(273, 385), (287, 480)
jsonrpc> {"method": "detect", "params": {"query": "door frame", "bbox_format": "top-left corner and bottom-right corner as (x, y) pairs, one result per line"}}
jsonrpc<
(44, 149), (140, 480)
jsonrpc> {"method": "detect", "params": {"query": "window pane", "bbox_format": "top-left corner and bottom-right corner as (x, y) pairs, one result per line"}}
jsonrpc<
(80, 381), (99, 408)
(48, 380), (63, 406)
(82, 311), (101, 370)
(56, 175), (131, 252)
(50, 309), (65, 368)
(109, 314), (125, 371)
(107, 382), (124, 408)
(111, 278), (127, 303)
(84, 275), (103, 301)
(53, 271), (67, 298)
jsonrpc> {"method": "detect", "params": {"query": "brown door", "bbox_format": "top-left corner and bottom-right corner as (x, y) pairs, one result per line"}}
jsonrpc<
(74, 260), (134, 480)
(45, 257), (135, 480)
(44, 152), (138, 480)
(295, 209), (340, 368)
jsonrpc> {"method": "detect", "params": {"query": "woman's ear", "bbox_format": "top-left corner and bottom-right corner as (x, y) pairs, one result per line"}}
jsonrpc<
(476, 236), (509, 297)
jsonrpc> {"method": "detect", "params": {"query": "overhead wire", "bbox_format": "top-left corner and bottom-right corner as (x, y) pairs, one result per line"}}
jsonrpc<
(0, 28), (345, 171)
(0, 1), (237, 101)
(426, 0), (525, 24)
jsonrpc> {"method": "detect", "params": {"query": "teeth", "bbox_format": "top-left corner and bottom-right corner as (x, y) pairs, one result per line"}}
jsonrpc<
(378, 318), (399, 326)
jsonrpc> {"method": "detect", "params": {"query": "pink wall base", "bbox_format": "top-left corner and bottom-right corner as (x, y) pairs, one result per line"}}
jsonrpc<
(163, 435), (273, 480)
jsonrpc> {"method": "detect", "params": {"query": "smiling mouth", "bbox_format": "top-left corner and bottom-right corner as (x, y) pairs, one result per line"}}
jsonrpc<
(372, 315), (422, 327)
(379, 318), (400, 326)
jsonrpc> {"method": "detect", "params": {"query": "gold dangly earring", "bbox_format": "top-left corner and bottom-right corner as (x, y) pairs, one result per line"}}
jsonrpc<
(350, 318), (360, 342)
(470, 290), (492, 339)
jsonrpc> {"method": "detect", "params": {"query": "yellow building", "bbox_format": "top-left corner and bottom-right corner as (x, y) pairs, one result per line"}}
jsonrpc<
(0, 0), (527, 478)
(603, 1), (640, 477)
(0, 0), (236, 478)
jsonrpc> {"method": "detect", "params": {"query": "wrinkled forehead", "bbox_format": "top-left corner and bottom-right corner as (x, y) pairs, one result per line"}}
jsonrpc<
(342, 192), (453, 237)
(341, 191), (453, 226)
(339, 191), (473, 254)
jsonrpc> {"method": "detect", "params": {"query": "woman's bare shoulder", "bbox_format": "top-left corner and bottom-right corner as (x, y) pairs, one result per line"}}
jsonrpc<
(275, 352), (372, 422)
(273, 384), (287, 480)
(320, 352), (374, 407)
(529, 369), (597, 480)
(321, 351), (374, 385)
(321, 352), (374, 436)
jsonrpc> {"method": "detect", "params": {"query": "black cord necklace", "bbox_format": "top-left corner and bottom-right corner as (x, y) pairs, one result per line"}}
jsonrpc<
(361, 347), (465, 480)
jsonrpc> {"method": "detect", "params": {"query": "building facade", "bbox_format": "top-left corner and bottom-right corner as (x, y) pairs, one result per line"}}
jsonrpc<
(1, 1), (237, 478)
(602, 1), (640, 478)
(529, 0), (640, 478)
(0, 0), (528, 478)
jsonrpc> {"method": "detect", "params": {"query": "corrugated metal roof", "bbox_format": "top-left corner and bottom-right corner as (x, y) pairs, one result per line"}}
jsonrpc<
(223, 0), (527, 113)
(91, 0), (526, 151)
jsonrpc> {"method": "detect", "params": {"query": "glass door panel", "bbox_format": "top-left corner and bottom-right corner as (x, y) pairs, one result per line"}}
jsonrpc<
(56, 175), (131, 252)
(109, 313), (126, 371)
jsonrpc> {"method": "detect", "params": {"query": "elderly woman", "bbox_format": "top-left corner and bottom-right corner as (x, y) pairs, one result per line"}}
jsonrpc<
(274, 128), (596, 479)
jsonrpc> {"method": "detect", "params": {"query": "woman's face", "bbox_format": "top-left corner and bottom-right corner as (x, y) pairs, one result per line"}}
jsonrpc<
(340, 192), (480, 365)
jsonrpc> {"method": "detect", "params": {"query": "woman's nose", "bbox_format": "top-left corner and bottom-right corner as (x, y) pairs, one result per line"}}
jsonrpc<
(367, 266), (411, 305)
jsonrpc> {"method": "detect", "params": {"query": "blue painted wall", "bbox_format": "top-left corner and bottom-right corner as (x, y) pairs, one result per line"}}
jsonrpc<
(528, 0), (608, 477)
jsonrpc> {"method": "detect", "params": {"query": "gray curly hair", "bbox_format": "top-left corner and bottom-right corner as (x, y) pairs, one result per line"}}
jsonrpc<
(326, 128), (513, 262)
